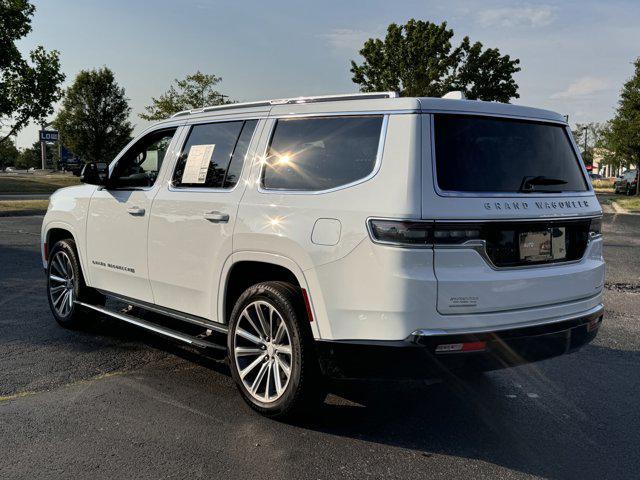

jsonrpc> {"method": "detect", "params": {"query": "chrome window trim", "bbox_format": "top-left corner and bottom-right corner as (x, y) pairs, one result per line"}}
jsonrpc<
(168, 118), (261, 193)
(257, 114), (389, 196)
(428, 114), (595, 198)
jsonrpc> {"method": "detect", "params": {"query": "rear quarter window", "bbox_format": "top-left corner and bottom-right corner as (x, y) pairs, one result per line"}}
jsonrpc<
(433, 114), (589, 193)
(262, 115), (384, 191)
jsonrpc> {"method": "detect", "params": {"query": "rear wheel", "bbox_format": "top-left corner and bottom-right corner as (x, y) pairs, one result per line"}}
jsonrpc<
(46, 239), (104, 327)
(228, 281), (325, 419)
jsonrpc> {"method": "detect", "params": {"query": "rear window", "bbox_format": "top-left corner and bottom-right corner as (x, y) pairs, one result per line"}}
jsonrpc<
(262, 116), (383, 191)
(434, 115), (589, 193)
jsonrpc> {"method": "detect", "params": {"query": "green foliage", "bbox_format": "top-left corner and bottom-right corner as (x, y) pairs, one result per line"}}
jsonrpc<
(0, 138), (19, 168)
(15, 141), (40, 169)
(0, 0), (65, 144)
(571, 122), (605, 165)
(350, 19), (520, 102)
(140, 71), (231, 121)
(600, 58), (640, 175)
(55, 67), (133, 164)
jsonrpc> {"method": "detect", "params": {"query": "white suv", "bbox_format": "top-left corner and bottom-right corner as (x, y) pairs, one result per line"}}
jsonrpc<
(42, 92), (604, 418)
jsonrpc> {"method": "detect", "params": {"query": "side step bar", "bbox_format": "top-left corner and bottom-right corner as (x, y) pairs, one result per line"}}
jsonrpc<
(75, 301), (226, 351)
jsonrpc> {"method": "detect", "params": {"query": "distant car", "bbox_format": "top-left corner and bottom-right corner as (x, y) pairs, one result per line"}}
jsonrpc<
(614, 170), (638, 195)
(28, 167), (35, 172)
(5, 167), (14, 172)
(589, 173), (602, 181)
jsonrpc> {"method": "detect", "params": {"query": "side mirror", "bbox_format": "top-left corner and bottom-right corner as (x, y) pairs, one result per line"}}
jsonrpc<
(80, 162), (108, 186)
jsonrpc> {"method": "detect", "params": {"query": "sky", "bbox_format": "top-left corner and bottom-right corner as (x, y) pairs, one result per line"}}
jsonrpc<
(12, 0), (640, 148)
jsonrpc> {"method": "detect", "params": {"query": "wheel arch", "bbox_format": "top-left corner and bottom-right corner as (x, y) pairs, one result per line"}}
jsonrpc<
(219, 252), (323, 339)
(42, 222), (90, 285)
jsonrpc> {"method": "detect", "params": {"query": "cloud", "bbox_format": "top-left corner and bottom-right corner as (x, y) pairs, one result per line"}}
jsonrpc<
(319, 29), (371, 51)
(477, 6), (556, 28)
(550, 77), (610, 99)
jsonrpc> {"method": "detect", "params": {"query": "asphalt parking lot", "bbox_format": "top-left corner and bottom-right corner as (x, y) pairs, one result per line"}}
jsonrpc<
(1, 213), (639, 479)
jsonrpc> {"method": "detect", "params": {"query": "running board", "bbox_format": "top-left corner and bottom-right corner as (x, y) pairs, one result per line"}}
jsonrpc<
(75, 301), (226, 351)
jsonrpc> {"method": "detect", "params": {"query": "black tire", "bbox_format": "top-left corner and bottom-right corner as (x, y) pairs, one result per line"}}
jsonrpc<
(227, 281), (325, 419)
(46, 239), (104, 328)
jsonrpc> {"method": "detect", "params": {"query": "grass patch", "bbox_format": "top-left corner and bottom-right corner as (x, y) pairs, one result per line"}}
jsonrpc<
(614, 196), (640, 213)
(592, 179), (615, 191)
(0, 174), (80, 194)
(0, 199), (49, 215)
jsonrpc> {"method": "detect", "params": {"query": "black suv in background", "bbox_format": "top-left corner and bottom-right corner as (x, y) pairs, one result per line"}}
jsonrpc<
(615, 170), (638, 195)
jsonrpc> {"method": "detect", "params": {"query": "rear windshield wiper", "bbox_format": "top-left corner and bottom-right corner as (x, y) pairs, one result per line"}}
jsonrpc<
(519, 175), (567, 193)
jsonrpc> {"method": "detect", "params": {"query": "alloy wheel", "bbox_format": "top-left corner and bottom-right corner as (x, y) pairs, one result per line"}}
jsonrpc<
(233, 300), (293, 403)
(48, 251), (75, 317)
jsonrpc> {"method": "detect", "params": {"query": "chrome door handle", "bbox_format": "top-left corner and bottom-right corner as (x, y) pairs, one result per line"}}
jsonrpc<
(127, 206), (145, 216)
(203, 211), (230, 223)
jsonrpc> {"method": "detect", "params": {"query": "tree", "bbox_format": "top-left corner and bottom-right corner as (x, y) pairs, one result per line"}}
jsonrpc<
(0, 0), (65, 144)
(572, 122), (605, 166)
(601, 57), (640, 193)
(350, 19), (521, 102)
(140, 71), (231, 121)
(0, 138), (19, 169)
(15, 141), (40, 169)
(55, 67), (133, 164)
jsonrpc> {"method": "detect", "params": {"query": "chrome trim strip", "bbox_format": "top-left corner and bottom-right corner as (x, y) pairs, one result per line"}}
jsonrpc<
(434, 215), (602, 223)
(257, 114), (389, 196)
(76, 301), (226, 350)
(97, 290), (228, 334)
(408, 303), (604, 338)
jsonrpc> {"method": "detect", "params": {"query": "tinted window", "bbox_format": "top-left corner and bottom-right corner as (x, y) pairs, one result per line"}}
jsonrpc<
(110, 128), (177, 189)
(434, 115), (588, 193)
(262, 116), (383, 191)
(173, 120), (256, 189)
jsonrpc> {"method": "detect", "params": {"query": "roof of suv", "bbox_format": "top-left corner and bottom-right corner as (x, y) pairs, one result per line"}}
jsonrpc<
(156, 93), (566, 126)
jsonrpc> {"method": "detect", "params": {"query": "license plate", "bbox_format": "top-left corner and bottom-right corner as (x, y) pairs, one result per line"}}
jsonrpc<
(519, 230), (552, 261)
(519, 228), (566, 262)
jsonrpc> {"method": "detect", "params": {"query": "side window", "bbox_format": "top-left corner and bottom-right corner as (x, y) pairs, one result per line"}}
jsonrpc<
(172, 120), (257, 189)
(262, 116), (384, 191)
(110, 128), (177, 189)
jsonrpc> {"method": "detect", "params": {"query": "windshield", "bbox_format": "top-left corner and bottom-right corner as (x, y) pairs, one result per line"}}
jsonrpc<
(433, 114), (589, 193)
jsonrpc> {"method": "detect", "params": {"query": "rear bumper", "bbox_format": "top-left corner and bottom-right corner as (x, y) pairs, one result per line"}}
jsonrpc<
(315, 305), (603, 379)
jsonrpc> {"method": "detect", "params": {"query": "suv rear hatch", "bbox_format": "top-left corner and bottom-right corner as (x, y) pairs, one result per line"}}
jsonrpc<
(422, 112), (604, 315)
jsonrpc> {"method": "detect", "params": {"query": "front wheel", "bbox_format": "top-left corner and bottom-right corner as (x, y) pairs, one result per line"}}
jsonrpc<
(228, 281), (325, 419)
(46, 239), (103, 327)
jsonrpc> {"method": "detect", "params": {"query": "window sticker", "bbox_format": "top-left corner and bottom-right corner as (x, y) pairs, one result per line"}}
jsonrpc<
(181, 144), (215, 184)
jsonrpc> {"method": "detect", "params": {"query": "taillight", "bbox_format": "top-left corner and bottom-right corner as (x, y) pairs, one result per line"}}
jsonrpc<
(367, 219), (483, 247)
(589, 217), (602, 236)
(432, 225), (482, 244)
(367, 219), (433, 247)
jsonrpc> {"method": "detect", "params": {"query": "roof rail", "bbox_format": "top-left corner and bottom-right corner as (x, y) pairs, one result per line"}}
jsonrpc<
(171, 92), (399, 118)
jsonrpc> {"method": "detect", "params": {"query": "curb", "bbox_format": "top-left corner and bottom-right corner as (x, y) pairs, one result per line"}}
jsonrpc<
(611, 201), (640, 215)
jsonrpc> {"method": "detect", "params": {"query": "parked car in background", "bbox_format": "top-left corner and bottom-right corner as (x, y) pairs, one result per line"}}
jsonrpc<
(614, 170), (638, 195)
(589, 173), (602, 181)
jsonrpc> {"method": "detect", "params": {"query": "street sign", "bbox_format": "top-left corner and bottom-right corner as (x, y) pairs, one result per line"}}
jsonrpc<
(40, 130), (59, 142)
